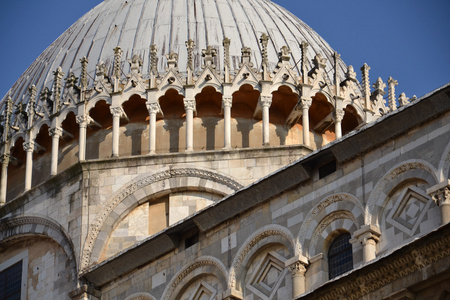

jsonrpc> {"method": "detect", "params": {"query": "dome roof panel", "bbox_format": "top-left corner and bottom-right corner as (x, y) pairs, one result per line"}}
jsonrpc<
(2, 0), (349, 108)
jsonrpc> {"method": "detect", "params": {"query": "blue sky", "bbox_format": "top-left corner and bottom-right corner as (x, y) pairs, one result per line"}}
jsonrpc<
(0, 0), (449, 100)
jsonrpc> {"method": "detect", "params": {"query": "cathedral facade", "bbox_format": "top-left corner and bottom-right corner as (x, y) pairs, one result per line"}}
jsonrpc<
(0, 0), (449, 299)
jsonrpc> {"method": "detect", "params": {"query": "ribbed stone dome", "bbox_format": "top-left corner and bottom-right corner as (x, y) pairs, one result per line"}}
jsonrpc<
(2, 0), (347, 108)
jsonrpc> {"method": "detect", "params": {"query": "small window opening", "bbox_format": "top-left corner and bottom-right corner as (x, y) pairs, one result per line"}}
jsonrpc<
(319, 160), (336, 179)
(0, 260), (22, 299)
(328, 233), (353, 279)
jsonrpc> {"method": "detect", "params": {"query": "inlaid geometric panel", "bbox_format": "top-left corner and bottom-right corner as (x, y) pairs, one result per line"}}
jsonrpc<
(246, 251), (288, 300)
(188, 281), (217, 300)
(386, 186), (432, 236)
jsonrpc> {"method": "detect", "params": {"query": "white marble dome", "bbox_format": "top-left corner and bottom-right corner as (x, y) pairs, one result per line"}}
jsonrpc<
(2, 0), (347, 107)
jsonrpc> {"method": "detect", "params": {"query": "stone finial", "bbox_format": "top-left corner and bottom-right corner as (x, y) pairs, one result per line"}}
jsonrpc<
(387, 76), (398, 111)
(223, 37), (231, 83)
(65, 72), (78, 89)
(260, 33), (269, 67)
(411, 95), (417, 102)
(128, 54), (142, 75)
(27, 85), (37, 127)
(202, 46), (217, 69)
(312, 53), (327, 70)
(300, 41), (309, 84)
(186, 39), (195, 71)
(80, 56), (89, 89)
(166, 51), (178, 71)
(53, 66), (65, 113)
(361, 63), (371, 110)
(333, 52), (341, 96)
(373, 77), (386, 94)
(113, 46), (123, 79)
(239, 47), (253, 68)
(398, 92), (409, 107)
(277, 46), (291, 67)
(150, 44), (158, 76)
(93, 61), (112, 93)
(346, 65), (357, 81)
(2, 95), (13, 141)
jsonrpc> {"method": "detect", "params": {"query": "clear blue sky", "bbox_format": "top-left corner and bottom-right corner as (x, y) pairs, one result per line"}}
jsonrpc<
(0, 0), (449, 100)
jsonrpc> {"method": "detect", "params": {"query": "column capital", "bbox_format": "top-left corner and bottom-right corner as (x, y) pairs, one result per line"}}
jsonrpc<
(0, 153), (10, 165)
(110, 106), (125, 117)
(260, 95), (272, 108)
(285, 255), (309, 276)
(427, 180), (450, 206)
(183, 98), (195, 111)
(49, 127), (63, 138)
(76, 114), (92, 128)
(146, 102), (161, 114)
(300, 97), (312, 110)
(222, 96), (233, 108)
(23, 141), (35, 153)
(351, 224), (381, 245)
(332, 109), (345, 123)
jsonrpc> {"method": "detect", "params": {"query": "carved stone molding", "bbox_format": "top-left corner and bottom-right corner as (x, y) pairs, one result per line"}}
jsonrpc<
(260, 95), (272, 108)
(49, 126), (63, 138)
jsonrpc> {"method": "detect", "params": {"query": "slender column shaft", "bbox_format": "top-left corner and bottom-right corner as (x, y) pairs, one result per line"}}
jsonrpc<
(260, 96), (272, 146)
(351, 225), (381, 263)
(301, 98), (312, 147)
(24, 142), (34, 191)
(79, 122), (87, 161)
(362, 238), (377, 262)
(0, 154), (10, 205)
(223, 97), (232, 149)
(184, 99), (195, 152)
(147, 102), (160, 154)
(286, 258), (308, 298)
(334, 109), (344, 139)
(49, 127), (62, 176)
(110, 107), (123, 158)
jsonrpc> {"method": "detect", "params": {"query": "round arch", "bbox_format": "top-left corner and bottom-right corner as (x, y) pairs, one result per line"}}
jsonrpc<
(81, 166), (243, 270)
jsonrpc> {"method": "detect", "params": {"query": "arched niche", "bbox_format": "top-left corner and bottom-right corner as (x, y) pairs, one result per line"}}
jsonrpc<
(122, 94), (148, 123)
(159, 89), (185, 119)
(6, 137), (25, 201)
(231, 84), (259, 119)
(86, 100), (112, 160)
(195, 86), (222, 117)
(58, 111), (79, 172)
(32, 124), (52, 187)
(270, 85), (298, 125)
(342, 105), (362, 135)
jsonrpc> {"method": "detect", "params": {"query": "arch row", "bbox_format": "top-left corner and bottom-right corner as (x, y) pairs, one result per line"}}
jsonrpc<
(82, 166), (244, 270)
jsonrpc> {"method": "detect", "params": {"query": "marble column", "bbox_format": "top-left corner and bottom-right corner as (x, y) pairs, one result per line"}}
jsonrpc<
(49, 127), (63, 176)
(76, 115), (88, 161)
(184, 99), (195, 152)
(300, 98), (312, 147)
(223, 96), (232, 149)
(0, 154), (10, 205)
(351, 224), (381, 263)
(427, 181), (450, 225)
(147, 102), (160, 154)
(260, 95), (272, 146)
(23, 141), (35, 191)
(333, 109), (345, 139)
(285, 255), (309, 298)
(110, 107), (124, 158)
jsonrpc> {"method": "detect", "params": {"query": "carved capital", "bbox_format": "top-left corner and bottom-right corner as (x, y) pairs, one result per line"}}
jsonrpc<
(429, 185), (450, 207)
(49, 127), (63, 138)
(1, 154), (10, 165)
(146, 102), (160, 114)
(76, 115), (90, 127)
(110, 106), (125, 118)
(260, 95), (272, 108)
(351, 224), (381, 245)
(300, 98), (312, 110)
(222, 97), (232, 108)
(333, 109), (345, 123)
(285, 255), (308, 277)
(23, 142), (35, 153)
(183, 99), (195, 111)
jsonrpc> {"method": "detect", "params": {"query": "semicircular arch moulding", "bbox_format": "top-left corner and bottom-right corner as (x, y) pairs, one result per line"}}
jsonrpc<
(0, 215), (77, 271)
(81, 166), (244, 270)
(365, 159), (439, 226)
(227, 224), (295, 292)
(297, 193), (364, 258)
(124, 292), (157, 300)
(160, 256), (228, 300)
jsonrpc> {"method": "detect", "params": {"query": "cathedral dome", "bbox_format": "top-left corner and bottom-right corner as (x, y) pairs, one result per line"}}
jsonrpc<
(3, 0), (347, 107)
